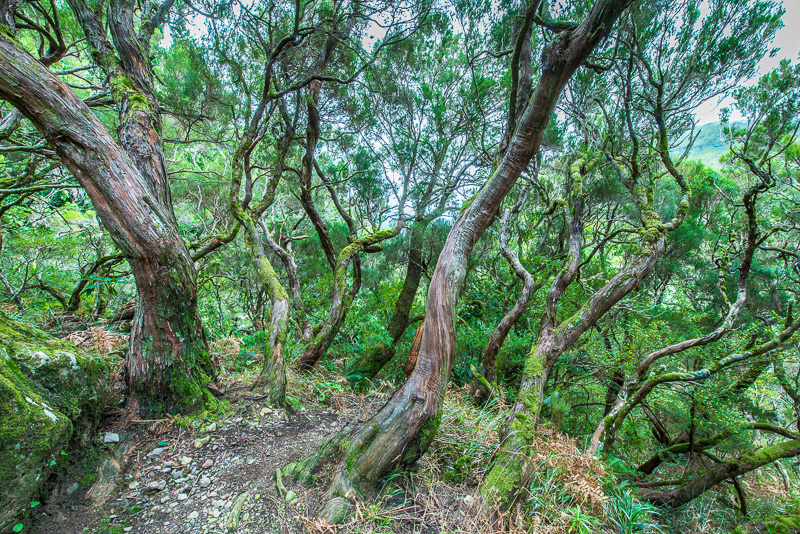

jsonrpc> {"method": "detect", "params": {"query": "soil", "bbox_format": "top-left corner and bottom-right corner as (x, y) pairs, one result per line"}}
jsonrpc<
(25, 376), (497, 534)
(28, 394), (371, 534)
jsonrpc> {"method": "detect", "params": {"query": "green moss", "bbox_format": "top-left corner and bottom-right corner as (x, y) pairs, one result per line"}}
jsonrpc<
(107, 73), (151, 119)
(400, 410), (442, 466)
(0, 313), (108, 532)
(480, 455), (519, 508)
(0, 23), (24, 48)
(731, 515), (800, 534)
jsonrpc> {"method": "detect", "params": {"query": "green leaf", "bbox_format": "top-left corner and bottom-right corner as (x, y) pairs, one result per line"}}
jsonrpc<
(13, 524), (23, 532)
(30, 501), (40, 507)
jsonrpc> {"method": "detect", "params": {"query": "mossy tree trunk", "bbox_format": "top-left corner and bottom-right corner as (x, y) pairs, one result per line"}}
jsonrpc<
(344, 221), (426, 384)
(638, 436), (800, 507)
(298, 227), (404, 370)
(262, 223), (314, 344)
(481, 150), (676, 509)
(295, 1), (634, 522)
(0, 13), (214, 416)
(239, 218), (289, 406)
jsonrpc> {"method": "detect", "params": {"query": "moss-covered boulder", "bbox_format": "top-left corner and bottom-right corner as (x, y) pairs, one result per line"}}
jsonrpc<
(731, 515), (800, 534)
(0, 313), (109, 532)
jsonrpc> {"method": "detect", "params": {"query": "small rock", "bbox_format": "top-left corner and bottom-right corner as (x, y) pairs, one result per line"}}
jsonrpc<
(177, 493), (188, 501)
(285, 490), (297, 504)
(194, 435), (211, 448)
(128, 481), (140, 490)
(260, 407), (272, 416)
(145, 480), (167, 492)
(66, 482), (80, 495)
(463, 495), (475, 506)
(103, 432), (120, 443)
(181, 456), (193, 465)
(147, 447), (166, 458)
(199, 476), (211, 488)
(205, 422), (217, 432)
(188, 511), (199, 520)
(211, 509), (221, 518)
(201, 459), (214, 469)
(123, 528), (133, 533)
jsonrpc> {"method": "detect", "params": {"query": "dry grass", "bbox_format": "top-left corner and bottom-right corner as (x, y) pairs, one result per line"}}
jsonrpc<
(65, 325), (126, 355)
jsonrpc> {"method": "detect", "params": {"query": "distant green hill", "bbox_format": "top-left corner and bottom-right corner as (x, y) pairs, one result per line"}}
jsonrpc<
(682, 121), (738, 169)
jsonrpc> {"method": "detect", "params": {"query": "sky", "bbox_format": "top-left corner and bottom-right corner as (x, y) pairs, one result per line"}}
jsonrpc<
(694, 0), (800, 124)
(161, 0), (800, 126)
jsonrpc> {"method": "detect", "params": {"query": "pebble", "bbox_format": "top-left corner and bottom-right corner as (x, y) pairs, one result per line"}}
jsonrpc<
(205, 422), (217, 432)
(188, 511), (199, 519)
(147, 447), (166, 458)
(201, 458), (214, 469)
(146, 480), (167, 492)
(181, 456), (193, 465)
(211, 509), (221, 518)
(103, 432), (120, 443)
(66, 482), (79, 495)
(177, 493), (188, 501)
(128, 481), (139, 490)
(194, 435), (211, 448)
(199, 476), (211, 488)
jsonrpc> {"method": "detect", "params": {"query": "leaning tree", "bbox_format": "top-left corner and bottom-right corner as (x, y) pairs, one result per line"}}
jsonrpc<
(0, 0), (217, 414)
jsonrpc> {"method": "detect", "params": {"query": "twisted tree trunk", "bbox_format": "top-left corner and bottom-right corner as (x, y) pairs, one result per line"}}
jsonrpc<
(281, 1), (633, 522)
(344, 221), (426, 384)
(0, 31), (214, 415)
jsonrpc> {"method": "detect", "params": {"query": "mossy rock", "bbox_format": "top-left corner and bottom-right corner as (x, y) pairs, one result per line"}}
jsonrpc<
(731, 515), (800, 534)
(0, 313), (109, 532)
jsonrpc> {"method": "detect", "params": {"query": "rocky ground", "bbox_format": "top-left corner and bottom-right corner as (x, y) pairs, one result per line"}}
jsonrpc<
(24, 371), (505, 534)
(28, 393), (370, 534)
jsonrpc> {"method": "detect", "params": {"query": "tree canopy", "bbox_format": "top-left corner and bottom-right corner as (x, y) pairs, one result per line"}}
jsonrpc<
(1, 0), (799, 532)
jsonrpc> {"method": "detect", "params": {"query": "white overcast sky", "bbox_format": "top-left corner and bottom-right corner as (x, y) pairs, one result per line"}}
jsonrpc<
(694, 0), (800, 124)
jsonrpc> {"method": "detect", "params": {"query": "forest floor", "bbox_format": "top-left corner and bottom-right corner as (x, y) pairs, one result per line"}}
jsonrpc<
(22, 359), (782, 534)
(27, 370), (502, 534)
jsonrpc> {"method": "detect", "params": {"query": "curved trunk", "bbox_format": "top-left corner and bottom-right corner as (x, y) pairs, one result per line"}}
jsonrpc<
(298, 228), (400, 370)
(291, 1), (633, 522)
(241, 219), (289, 406)
(262, 223), (314, 344)
(475, 188), (539, 401)
(638, 437), (800, 507)
(344, 222), (425, 384)
(0, 33), (213, 415)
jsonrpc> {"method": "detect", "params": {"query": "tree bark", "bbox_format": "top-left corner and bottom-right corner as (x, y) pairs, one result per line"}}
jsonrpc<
(289, 0), (633, 522)
(0, 32), (214, 415)
(344, 221), (426, 384)
(638, 437), (800, 507)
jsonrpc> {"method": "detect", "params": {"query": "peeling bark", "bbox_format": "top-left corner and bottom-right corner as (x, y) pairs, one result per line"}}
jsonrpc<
(296, 0), (633, 522)
(0, 31), (213, 415)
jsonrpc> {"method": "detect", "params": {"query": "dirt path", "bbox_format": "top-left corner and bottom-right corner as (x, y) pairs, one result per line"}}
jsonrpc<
(30, 398), (353, 534)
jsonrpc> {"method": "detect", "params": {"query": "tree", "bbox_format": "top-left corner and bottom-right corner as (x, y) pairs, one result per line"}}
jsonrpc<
(280, 0), (634, 522)
(0, 0), (217, 415)
(481, 0), (785, 509)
